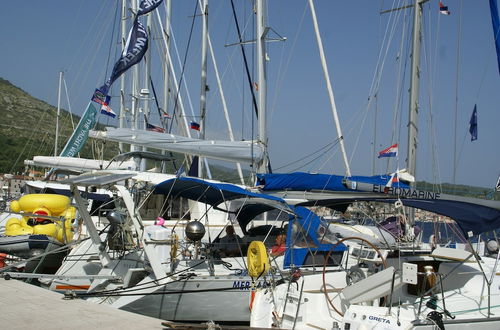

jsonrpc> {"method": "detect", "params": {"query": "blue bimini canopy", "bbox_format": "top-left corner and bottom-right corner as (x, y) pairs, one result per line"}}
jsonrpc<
(256, 172), (409, 192)
(153, 176), (293, 233)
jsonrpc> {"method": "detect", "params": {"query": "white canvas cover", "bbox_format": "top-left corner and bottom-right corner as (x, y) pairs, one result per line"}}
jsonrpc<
(90, 128), (264, 164)
(26, 156), (136, 172)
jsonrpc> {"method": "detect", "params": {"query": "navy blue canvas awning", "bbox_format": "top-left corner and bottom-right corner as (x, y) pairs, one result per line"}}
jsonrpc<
(326, 180), (500, 236)
(153, 177), (293, 233)
(154, 177), (285, 205)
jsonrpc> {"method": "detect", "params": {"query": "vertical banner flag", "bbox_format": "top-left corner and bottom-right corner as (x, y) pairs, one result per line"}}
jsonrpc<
(490, 0), (500, 76)
(439, 2), (451, 15)
(496, 175), (500, 191)
(469, 105), (478, 141)
(378, 143), (398, 158)
(95, 18), (148, 99)
(59, 103), (98, 157)
(138, 0), (164, 16)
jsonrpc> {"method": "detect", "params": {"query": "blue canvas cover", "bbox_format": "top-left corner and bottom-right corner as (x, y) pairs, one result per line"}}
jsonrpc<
(153, 177), (292, 233)
(154, 176), (285, 206)
(256, 172), (409, 192)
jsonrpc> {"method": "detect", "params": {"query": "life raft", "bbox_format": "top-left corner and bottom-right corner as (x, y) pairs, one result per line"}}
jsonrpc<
(5, 194), (75, 244)
(247, 241), (270, 278)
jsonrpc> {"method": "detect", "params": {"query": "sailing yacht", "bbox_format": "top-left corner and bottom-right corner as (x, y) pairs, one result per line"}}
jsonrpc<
(249, 0), (500, 328)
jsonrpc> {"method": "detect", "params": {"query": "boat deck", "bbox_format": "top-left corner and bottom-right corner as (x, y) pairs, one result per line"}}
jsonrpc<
(0, 278), (165, 329)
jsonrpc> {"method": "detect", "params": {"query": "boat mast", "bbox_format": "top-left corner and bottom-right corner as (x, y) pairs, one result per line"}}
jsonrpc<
(199, 0), (209, 178)
(207, 34), (245, 184)
(161, 0), (172, 174)
(119, 0), (127, 152)
(406, 0), (424, 185)
(140, 12), (153, 172)
(406, 0), (426, 229)
(54, 71), (63, 156)
(308, 0), (351, 177)
(256, 0), (268, 174)
(130, 1), (139, 157)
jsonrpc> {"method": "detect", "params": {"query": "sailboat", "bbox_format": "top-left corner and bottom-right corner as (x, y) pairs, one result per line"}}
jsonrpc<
(249, 0), (500, 329)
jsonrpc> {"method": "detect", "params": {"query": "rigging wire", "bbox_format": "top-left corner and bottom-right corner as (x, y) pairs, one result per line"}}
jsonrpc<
(422, 4), (443, 192)
(345, 0), (407, 172)
(229, 0), (259, 118)
(267, 1), (307, 136)
(452, 0), (463, 187)
(273, 139), (340, 172)
(167, 0), (199, 134)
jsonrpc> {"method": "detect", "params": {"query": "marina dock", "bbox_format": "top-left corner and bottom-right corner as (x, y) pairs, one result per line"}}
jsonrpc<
(0, 278), (165, 329)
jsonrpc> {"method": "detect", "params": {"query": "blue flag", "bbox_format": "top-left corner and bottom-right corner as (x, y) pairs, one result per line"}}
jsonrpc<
(99, 18), (148, 96)
(469, 105), (478, 141)
(138, 0), (163, 16)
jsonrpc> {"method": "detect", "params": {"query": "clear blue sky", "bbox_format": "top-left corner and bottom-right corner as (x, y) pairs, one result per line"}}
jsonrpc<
(1, 1), (499, 189)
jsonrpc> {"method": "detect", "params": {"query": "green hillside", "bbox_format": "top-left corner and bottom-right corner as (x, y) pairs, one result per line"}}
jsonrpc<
(0, 78), (251, 183)
(0, 77), (119, 173)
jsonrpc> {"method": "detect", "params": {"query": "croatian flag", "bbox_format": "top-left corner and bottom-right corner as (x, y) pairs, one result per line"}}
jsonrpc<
(378, 143), (398, 158)
(439, 2), (450, 15)
(190, 121), (200, 131)
(146, 122), (165, 133)
(100, 100), (116, 118)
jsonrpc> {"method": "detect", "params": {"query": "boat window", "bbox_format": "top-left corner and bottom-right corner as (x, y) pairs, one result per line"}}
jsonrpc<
(302, 251), (343, 267)
(316, 221), (341, 245)
(290, 222), (317, 248)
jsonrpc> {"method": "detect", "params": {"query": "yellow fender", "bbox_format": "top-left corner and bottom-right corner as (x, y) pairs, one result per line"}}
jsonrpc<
(10, 194), (70, 215)
(33, 223), (58, 237)
(247, 241), (270, 278)
(61, 206), (77, 222)
(5, 218), (33, 236)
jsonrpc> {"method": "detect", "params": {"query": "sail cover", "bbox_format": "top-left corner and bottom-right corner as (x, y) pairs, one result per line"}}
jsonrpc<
(256, 172), (410, 192)
(90, 127), (264, 164)
(27, 156), (136, 172)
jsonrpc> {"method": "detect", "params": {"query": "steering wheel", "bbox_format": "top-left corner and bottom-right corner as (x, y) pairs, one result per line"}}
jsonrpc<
(321, 236), (388, 316)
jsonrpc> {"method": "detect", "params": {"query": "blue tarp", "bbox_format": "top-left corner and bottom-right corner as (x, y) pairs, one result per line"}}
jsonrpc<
(256, 172), (409, 192)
